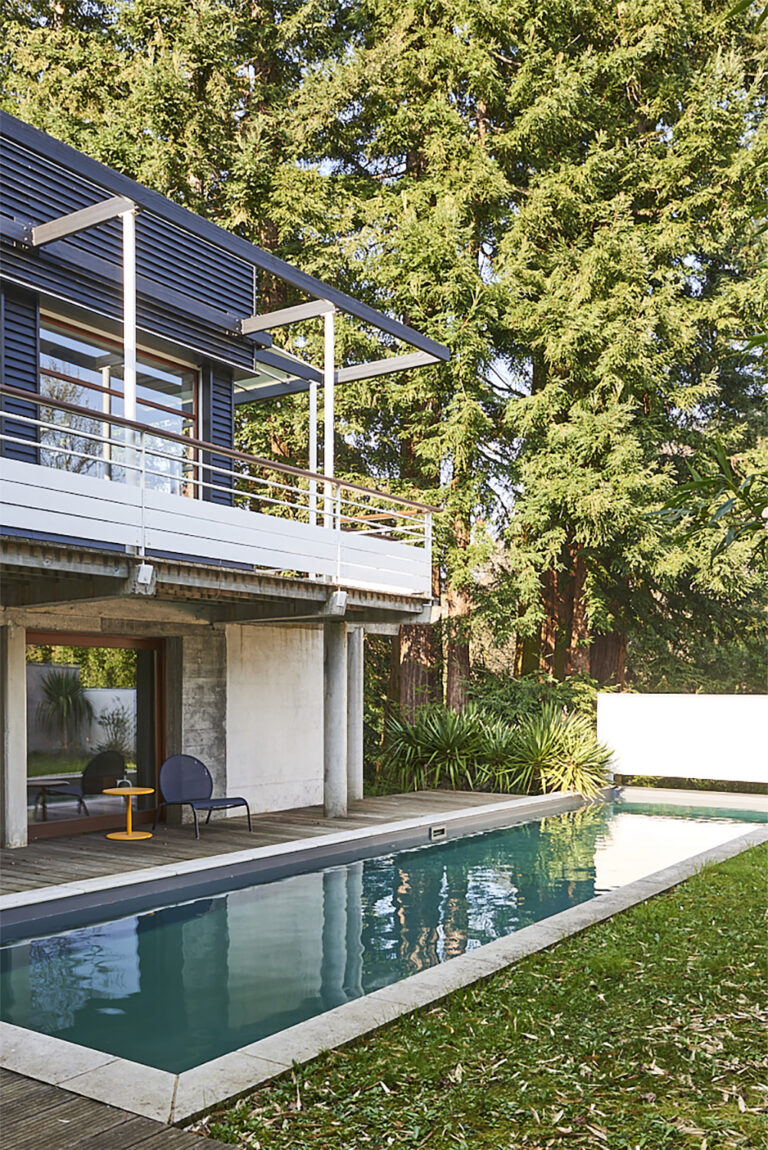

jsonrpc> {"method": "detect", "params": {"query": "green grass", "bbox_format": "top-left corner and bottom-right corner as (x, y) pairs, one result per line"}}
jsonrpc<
(196, 844), (767, 1150)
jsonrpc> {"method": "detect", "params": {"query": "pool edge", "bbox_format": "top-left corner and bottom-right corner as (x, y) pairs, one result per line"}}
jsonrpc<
(0, 791), (589, 941)
(2, 819), (766, 1126)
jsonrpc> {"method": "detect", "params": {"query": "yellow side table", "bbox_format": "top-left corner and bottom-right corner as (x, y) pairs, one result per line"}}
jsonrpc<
(103, 786), (155, 840)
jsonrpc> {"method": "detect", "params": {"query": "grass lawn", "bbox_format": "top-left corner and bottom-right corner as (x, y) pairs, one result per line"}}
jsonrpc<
(196, 844), (767, 1149)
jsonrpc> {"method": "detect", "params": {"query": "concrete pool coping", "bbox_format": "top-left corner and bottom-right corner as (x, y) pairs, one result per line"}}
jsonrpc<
(1, 788), (766, 1124)
(0, 790), (591, 940)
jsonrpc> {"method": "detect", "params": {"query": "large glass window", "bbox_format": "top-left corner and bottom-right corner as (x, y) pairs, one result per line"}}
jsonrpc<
(39, 316), (197, 493)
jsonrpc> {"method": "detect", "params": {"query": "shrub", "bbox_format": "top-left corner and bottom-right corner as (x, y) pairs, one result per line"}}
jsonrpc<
(468, 669), (602, 723)
(382, 705), (485, 791)
(96, 703), (135, 758)
(383, 701), (613, 798)
(488, 705), (614, 799)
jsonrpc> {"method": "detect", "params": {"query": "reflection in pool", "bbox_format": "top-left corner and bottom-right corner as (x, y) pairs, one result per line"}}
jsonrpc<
(0, 802), (760, 1072)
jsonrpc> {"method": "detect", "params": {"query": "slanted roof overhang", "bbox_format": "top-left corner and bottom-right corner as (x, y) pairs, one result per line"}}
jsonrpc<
(1, 112), (450, 398)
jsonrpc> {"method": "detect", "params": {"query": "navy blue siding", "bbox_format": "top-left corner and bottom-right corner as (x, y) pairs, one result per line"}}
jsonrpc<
(1, 134), (258, 371)
(0, 285), (39, 462)
(201, 364), (235, 504)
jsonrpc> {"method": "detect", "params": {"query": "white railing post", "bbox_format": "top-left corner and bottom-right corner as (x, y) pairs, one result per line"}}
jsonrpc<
(139, 427), (147, 556)
(121, 209), (138, 423)
(309, 380), (318, 526)
(335, 483), (342, 582)
(323, 308), (335, 527)
(100, 367), (112, 479)
(121, 208), (138, 487)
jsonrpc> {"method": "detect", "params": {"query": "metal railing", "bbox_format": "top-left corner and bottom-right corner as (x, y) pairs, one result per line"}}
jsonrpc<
(0, 383), (436, 555)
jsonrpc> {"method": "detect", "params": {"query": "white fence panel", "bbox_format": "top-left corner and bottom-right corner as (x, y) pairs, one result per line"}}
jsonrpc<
(597, 693), (768, 784)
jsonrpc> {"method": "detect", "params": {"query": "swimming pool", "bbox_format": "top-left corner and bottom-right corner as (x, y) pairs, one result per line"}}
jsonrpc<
(1, 799), (762, 1073)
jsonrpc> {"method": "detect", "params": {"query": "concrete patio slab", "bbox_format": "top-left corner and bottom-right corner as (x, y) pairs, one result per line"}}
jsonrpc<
(58, 1056), (177, 1124)
(0, 1021), (117, 1085)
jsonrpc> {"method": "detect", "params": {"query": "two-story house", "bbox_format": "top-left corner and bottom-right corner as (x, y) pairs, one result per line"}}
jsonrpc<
(0, 112), (448, 847)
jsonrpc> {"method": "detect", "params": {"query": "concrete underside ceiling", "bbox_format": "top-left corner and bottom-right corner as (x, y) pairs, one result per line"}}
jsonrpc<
(0, 538), (431, 629)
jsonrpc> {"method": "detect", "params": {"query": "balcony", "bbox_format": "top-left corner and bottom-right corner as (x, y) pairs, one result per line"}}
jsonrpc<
(0, 384), (434, 599)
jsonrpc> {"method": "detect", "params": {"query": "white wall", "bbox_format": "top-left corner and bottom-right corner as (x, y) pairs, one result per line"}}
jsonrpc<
(597, 693), (768, 784)
(226, 625), (324, 812)
(83, 688), (137, 756)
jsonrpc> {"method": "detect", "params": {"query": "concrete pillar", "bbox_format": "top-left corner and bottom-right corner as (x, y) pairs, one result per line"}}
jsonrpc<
(161, 633), (226, 826)
(346, 627), (364, 803)
(324, 621), (347, 817)
(1, 624), (28, 848)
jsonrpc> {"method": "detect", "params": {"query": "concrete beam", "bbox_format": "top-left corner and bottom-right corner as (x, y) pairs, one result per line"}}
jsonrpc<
(0, 625), (28, 848)
(324, 621), (348, 818)
(346, 627), (364, 803)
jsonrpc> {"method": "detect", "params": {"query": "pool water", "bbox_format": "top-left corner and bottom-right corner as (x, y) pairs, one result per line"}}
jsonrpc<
(0, 802), (761, 1072)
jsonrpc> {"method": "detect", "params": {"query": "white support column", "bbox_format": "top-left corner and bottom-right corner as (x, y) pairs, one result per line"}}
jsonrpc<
(346, 626), (364, 803)
(324, 620), (348, 817)
(308, 380), (318, 526)
(101, 367), (112, 478)
(1, 625), (28, 848)
(323, 308), (335, 527)
(121, 209), (138, 424)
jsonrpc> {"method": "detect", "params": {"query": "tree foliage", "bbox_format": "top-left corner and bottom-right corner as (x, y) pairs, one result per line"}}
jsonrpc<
(3, 0), (766, 702)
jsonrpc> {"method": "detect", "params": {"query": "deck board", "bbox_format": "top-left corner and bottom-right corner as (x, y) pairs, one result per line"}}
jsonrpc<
(1, 791), (519, 896)
(0, 1070), (231, 1150)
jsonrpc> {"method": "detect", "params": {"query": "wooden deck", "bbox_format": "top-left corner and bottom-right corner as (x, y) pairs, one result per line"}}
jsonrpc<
(0, 1068), (230, 1149)
(1, 790), (516, 897)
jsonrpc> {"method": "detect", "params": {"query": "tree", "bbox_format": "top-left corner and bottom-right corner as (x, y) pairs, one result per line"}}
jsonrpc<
(3, 0), (765, 709)
(491, 0), (768, 686)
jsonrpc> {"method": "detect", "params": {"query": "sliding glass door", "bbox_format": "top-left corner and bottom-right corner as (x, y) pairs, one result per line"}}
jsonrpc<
(25, 632), (163, 839)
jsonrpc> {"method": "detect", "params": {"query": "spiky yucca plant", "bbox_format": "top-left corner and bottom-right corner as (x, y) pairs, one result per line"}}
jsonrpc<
(37, 668), (94, 753)
(383, 706), (485, 791)
(497, 705), (613, 798)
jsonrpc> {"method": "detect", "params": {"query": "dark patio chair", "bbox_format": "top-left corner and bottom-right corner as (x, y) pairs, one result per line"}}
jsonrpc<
(38, 750), (127, 817)
(152, 754), (252, 839)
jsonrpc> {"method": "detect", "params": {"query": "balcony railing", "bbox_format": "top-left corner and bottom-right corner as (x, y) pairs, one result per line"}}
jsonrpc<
(0, 384), (435, 596)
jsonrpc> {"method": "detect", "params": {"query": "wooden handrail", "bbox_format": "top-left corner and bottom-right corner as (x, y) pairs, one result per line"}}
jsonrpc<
(0, 383), (440, 513)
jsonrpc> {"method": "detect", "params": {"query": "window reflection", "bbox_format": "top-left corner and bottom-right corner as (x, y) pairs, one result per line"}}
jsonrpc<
(39, 317), (197, 495)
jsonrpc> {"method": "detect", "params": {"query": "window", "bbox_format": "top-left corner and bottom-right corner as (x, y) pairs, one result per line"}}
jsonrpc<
(39, 315), (198, 493)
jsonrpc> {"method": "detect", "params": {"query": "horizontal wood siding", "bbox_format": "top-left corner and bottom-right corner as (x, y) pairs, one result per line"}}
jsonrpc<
(0, 286), (39, 463)
(0, 135), (256, 369)
(201, 363), (235, 505)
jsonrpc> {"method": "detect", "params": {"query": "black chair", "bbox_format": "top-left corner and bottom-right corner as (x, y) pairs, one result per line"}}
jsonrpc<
(152, 754), (252, 839)
(39, 750), (127, 817)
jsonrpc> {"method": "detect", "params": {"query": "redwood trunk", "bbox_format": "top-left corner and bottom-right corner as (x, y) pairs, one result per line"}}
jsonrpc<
(398, 622), (442, 718)
(589, 632), (627, 686)
(444, 584), (471, 711)
(563, 548), (590, 676)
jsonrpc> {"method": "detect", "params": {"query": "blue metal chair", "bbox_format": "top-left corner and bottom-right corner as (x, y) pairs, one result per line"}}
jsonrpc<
(153, 754), (252, 838)
(38, 750), (126, 817)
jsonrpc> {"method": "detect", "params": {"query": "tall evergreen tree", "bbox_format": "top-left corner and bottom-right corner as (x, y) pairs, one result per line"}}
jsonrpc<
(2, 0), (764, 703)
(493, 0), (767, 684)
